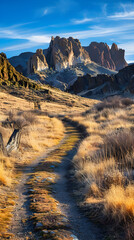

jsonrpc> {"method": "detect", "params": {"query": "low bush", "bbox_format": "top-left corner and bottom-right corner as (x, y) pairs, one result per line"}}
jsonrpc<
(96, 96), (134, 111)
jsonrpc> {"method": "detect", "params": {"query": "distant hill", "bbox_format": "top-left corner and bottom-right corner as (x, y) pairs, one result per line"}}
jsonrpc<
(9, 52), (34, 76)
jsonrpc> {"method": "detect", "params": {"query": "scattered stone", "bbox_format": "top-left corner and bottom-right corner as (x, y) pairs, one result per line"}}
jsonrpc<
(61, 217), (68, 223)
(29, 189), (35, 193)
(71, 234), (79, 240)
(50, 165), (55, 168)
(36, 222), (43, 228)
(41, 178), (47, 182)
(42, 230), (48, 234)
(47, 177), (53, 180)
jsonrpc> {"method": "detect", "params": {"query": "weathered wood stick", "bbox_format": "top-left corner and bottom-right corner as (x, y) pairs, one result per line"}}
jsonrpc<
(6, 129), (21, 154)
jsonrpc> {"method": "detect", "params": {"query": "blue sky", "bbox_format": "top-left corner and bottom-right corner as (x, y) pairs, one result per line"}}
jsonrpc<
(0, 0), (134, 62)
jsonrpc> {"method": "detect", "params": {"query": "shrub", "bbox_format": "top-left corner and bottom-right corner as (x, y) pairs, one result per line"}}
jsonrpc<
(103, 130), (134, 165)
(121, 98), (134, 106)
(104, 184), (134, 222)
(96, 96), (134, 111)
(96, 96), (122, 111)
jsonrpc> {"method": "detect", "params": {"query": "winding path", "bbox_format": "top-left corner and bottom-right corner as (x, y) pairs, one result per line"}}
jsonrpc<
(9, 123), (103, 240)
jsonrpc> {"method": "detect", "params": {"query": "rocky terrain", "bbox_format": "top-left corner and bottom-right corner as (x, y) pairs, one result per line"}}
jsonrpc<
(84, 42), (128, 71)
(69, 64), (134, 96)
(28, 62), (116, 91)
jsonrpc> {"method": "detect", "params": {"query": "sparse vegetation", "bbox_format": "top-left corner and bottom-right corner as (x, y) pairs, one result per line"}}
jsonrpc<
(72, 96), (134, 239)
(96, 96), (134, 111)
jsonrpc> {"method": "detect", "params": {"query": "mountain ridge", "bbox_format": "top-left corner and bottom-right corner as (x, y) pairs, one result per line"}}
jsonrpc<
(9, 37), (128, 76)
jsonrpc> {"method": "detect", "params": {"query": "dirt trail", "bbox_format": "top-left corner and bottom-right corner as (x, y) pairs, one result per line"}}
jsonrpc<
(52, 125), (103, 240)
(9, 123), (103, 240)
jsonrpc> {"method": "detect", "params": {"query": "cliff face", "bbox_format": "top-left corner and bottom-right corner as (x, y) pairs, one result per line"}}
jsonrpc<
(46, 36), (91, 71)
(0, 53), (39, 89)
(27, 49), (48, 74)
(84, 42), (128, 71)
(110, 43), (128, 71)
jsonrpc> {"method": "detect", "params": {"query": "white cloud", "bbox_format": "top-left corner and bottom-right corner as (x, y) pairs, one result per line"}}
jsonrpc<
(1, 21), (134, 55)
(72, 18), (93, 25)
(1, 42), (39, 51)
(127, 60), (134, 63)
(109, 10), (134, 20)
(28, 35), (50, 43)
(60, 24), (134, 40)
(102, 4), (107, 16)
(43, 9), (49, 15)
(108, 3), (134, 20)
(1, 35), (51, 51)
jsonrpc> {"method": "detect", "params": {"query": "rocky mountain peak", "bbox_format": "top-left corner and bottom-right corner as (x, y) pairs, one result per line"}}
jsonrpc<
(84, 42), (127, 71)
(46, 36), (91, 71)
(27, 48), (48, 74)
(111, 43), (118, 51)
(110, 43), (127, 71)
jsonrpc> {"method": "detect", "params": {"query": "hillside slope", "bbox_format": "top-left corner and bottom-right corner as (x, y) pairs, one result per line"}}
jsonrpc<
(0, 53), (39, 90)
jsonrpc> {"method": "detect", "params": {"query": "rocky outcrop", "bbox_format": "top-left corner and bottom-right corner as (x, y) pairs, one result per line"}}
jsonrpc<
(115, 64), (134, 92)
(69, 64), (134, 95)
(46, 36), (91, 71)
(0, 52), (39, 90)
(27, 49), (48, 74)
(70, 73), (116, 94)
(110, 43), (128, 71)
(84, 42), (128, 71)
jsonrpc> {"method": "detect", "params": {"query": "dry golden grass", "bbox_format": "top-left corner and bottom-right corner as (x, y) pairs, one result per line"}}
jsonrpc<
(71, 96), (134, 238)
(0, 86), (94, 238)
(0, 163), (12, 186)
(0, 90), (66, 238)
(104, 184), (134, 221)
